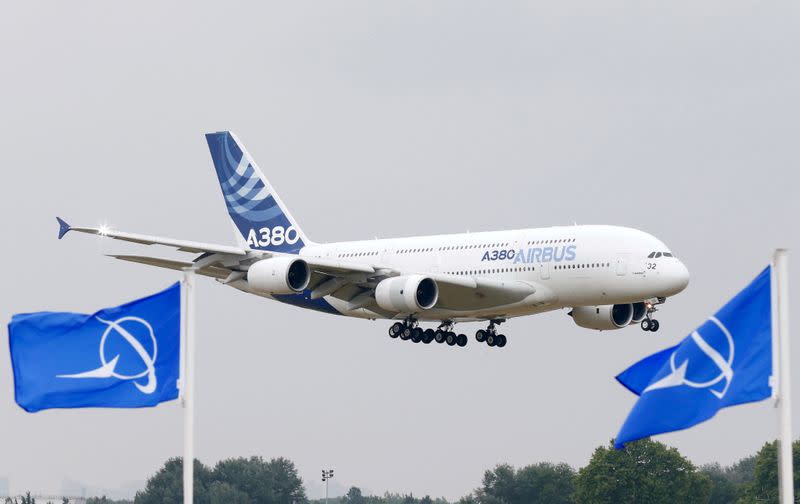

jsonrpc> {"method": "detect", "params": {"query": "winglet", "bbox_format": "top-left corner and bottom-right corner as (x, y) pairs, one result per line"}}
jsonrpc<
(56, 217), (71, 239)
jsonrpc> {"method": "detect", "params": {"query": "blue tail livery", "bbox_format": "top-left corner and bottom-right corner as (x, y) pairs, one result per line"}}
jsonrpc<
(205, 131), (309, 253)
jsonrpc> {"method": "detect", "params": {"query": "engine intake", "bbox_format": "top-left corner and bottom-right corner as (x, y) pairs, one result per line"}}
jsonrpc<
(247, 256), (311, 294)
(375, 275), (439, 313)
(570, 304), (634, 331)
(631, 301), (648, 324)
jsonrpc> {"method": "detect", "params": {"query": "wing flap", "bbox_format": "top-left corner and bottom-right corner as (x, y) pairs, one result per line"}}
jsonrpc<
(434, 277), (548, 311)
(303, 257), (376, 275)
(108, 255), (232, 280)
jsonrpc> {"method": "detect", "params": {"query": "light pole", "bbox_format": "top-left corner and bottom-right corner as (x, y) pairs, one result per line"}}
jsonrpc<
(321, 468), (334, 504)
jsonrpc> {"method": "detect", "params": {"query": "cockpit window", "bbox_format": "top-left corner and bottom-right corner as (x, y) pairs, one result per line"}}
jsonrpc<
(655, 252), (662, 258)
(663, 252), (673, 257)
(647, 252), (656, 258)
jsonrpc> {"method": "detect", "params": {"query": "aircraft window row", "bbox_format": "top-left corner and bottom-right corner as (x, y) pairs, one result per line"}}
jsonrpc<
(446, 266), (535, 276)
(646, 251), (673, 258)
(338, 251), (379, 258)
(398, 247), (435, 254)
(526, 238), (575, 245)
(554, 262), (610, 270)
(438, 242), (510, 251)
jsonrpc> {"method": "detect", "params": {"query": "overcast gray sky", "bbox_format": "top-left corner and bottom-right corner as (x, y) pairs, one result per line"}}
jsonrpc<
(1, 1), (799, 500)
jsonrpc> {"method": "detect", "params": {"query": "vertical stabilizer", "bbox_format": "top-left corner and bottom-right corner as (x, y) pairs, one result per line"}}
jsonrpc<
(205, 131), (309, 253)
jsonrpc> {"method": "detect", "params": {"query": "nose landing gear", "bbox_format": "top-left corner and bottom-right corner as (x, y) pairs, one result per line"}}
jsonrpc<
(641, 318), (660, 332)
(640, 298), (665, 332)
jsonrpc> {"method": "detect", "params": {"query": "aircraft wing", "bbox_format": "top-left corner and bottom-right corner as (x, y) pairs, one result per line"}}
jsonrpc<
(58, 217), (553, 315)
(57, 217), (246, 255)
(108, 255), (234, 280)
(307, 267), (554, 315)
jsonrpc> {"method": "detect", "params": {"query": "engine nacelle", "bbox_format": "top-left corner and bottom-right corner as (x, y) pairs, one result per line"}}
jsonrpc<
(375, 275), (439, 313)
(247, 257), (311, 294)
(631, 301), (648, 324)
(571, 304), (634, 331)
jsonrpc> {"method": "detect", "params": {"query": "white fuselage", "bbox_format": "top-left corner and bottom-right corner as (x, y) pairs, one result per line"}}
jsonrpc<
(62, 131), (690, 334)
(239, 224), (689, 322)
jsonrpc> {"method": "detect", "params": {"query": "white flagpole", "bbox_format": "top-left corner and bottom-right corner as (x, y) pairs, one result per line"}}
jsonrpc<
(182, 268), (197, 504)
(179, 276), (187, 403)
(774, 249), (793, 504)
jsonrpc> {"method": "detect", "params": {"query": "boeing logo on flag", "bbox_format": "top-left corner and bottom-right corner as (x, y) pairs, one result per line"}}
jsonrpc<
(57, 316), (159, 394)
(643, 316), (734, 399)
(614, 266), (772, 449)
(8, 283), (180, 412)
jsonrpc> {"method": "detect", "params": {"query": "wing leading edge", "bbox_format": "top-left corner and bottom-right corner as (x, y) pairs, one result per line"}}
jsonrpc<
(56, 217), (245, 255)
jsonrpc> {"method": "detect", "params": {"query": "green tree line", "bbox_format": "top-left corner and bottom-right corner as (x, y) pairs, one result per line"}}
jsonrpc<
(9, 438), (798, 504)
(134, 456), (305, 504)
(310, 439), (797, 504)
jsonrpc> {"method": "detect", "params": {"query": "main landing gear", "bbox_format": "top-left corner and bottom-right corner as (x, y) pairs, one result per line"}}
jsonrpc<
(388, 318), (467, 347)
(475, 319), (507, 348)
(640, 297), (666, 332)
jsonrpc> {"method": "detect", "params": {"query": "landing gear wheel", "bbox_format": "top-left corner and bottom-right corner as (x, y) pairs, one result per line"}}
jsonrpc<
(475, 329), (487, 343)
(389, 322), (403, 338)
(434, 330), (446, 343)
(423, 329), (435, 344)
(411, 327), (423, 343)
(446, 332), (457, 346)
(456, 334), (468, 347)
(496, 334), (507, 348)
(486, 334), (497, 347)
(640, 319), (651, 331)
(401, 326), (412, 340)
(650, 319), (660, 332)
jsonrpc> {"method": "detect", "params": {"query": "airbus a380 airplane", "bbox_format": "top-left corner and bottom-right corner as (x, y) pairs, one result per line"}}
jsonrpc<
(57, 131), (690, 348)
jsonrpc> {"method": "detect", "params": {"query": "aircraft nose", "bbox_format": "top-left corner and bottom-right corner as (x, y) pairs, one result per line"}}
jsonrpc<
(658, 259), (689, 296)
(673, 259), (690, 292)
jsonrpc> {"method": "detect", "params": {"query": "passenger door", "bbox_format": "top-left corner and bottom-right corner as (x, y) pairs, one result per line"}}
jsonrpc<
(540, 262), (551, 280)
(616, 254), (628, 276)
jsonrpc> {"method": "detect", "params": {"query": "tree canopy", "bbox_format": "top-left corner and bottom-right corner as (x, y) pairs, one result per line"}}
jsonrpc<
(473, 462), (575, 504)
(134, 456), (306, 504)
(737, 440), (800, 503)
(574, 439), (712, 504)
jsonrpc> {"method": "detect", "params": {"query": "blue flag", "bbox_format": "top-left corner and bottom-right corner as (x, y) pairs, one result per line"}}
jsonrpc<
(8, 283), (181, 412)
(615, 266), (772, 449)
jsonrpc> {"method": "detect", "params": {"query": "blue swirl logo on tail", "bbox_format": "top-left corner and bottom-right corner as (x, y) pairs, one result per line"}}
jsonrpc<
(206, 132), (306, 252)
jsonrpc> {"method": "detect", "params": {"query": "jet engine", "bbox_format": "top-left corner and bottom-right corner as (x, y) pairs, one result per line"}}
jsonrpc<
(247, 256), (311, 294)
(375, 275), (439, 313)
(630, 301), (648, 324)
(570, 304), (634, 331)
